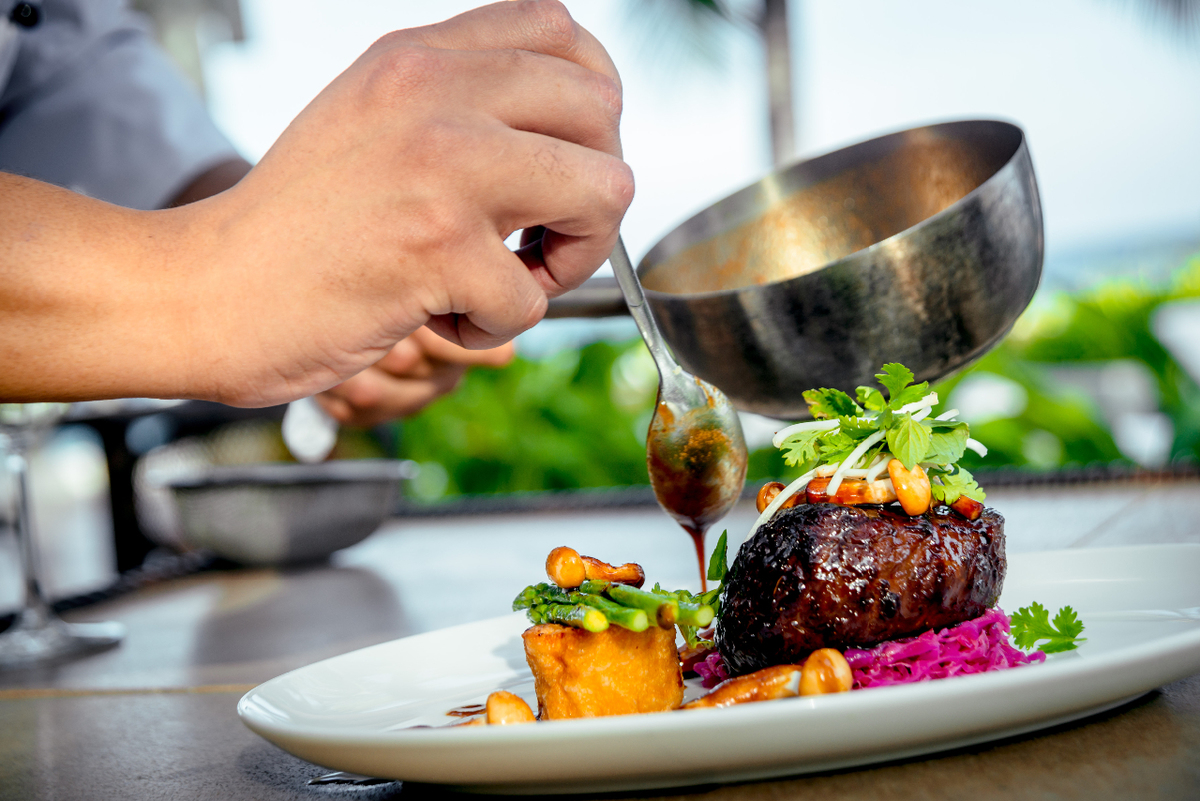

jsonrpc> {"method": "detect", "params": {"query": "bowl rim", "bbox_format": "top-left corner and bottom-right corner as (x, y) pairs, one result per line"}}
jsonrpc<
(639, 118), (1030, 301)
(163, 458), (417, 489)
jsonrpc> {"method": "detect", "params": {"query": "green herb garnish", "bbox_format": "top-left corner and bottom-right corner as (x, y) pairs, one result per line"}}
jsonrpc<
(1010, 603), (1086, 653)
(773, 363), (987, 505)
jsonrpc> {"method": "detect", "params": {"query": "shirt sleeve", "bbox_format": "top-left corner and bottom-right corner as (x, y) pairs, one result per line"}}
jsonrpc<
(0, 0), (241, 210)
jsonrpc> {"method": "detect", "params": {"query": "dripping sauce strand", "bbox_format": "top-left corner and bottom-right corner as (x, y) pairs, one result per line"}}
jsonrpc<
(648, 443), (716, 593)
(647, 396), (744, 595)
(685, 525), (707, 593)
(646, 429), (726, 593)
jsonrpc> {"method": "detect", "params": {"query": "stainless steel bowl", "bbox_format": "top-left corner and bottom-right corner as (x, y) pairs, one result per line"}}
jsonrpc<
(165, 460), (416, 566)
(637, 120), (1043, 418)
(547, 120), (1044, 419)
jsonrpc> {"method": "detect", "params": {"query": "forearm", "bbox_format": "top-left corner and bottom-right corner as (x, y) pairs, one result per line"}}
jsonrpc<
(0, 173), (205, 402)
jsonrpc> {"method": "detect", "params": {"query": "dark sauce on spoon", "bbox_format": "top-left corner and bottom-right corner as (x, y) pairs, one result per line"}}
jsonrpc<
(646, 397), (745, 592)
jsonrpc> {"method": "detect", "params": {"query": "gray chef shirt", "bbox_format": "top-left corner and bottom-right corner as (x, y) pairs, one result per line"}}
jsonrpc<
(0, 0), (239, 210)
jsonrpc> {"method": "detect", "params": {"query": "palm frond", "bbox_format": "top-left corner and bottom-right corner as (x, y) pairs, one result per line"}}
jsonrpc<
(1114, 0), (1200, 39)
(1141, 0), (1200, 25)
(620, 0), (748, 73)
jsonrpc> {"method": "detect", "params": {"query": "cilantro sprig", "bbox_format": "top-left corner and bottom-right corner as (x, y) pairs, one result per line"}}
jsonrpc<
(1010, 603), (1087, 653)
(775, 363), (986, 505)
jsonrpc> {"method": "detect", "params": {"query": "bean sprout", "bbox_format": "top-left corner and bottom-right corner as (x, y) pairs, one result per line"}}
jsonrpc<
(826, 429), (887, 497)
(772, 419), (840, 449)
(866, 453), (892, 482)
(896, 392), (938, 415)
(747, 467), (818, 539)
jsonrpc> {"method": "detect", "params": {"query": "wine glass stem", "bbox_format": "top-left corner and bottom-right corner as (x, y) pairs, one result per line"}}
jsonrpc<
(5, 445), (52, 619)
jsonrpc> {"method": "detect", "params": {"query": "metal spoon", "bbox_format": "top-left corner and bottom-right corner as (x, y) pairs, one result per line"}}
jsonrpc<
(281, 396), (338, 463)
(609, 237), (748, 588)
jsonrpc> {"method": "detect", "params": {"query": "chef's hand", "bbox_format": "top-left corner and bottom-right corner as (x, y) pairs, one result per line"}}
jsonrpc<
(185, 0), (629, 407)
(0, 1), (625, 405)
(316, 326), (514, 427)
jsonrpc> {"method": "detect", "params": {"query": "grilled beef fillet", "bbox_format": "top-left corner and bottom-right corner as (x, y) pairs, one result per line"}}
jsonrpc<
(716, 503), (1005, 675)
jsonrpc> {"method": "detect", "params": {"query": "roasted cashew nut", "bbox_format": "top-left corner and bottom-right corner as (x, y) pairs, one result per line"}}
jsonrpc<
(887, 459), (932, 516)
(756, 481), (802, 514)
(799, 648), (853, 696)
(485, 691), (536, 725)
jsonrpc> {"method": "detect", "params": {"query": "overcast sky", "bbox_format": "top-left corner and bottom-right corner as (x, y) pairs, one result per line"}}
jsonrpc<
(203, 0), (1200, 266)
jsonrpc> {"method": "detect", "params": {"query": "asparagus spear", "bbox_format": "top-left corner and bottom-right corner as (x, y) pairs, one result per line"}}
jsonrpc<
(649, 584), (717, 645)
(526, 603), (608, 633)
(674, 601), (715, 628)
(512, 582), (571, 611)
(583, 580), (680, 627)
(515, 577), (714, 634)
(576, 594), (649, 632)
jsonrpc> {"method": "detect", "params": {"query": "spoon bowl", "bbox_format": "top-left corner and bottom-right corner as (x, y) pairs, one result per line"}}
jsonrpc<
(646, 377), (747, 562)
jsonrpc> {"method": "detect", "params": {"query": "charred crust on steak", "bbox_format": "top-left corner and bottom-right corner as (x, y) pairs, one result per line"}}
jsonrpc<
(715, 503), (1005, 676)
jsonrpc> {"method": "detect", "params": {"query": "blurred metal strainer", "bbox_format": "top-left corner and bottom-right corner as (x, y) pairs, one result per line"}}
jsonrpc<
(161, 460), (416, 566)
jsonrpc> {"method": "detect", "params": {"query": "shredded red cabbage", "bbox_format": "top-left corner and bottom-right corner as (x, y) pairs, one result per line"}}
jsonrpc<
(697, 608), (1044, 690)
(695, 649), (731, 688)
(843, 608), (1045, 688)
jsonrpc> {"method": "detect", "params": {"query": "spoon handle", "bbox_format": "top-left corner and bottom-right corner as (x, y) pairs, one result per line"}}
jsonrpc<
(608, 237), (680, 383)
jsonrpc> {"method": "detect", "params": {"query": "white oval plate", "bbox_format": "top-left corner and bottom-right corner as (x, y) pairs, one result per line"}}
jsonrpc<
(239, 544), (1200, 794)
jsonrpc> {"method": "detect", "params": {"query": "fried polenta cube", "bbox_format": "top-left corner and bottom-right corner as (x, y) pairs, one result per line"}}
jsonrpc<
(522, 623), (684, 719)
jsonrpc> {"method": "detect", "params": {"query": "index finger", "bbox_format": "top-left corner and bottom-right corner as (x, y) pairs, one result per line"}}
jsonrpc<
(402, 1), (621, 92)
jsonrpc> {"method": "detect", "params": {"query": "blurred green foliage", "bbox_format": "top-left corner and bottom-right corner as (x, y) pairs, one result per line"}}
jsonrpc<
(999, 256), (1200, 465)
(935, 346), (1124, 472)
(391, 256), (1200, 498)
(392, 342), (657, 499)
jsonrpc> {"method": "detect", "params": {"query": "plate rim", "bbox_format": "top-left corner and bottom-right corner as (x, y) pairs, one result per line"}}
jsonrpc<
(238, 542), (1200, 786)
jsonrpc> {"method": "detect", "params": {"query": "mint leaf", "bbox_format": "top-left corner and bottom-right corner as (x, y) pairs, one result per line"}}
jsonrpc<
(779, 429), (822, 470)
(876, 363), (914, 403)
(1010, 603), (1086, 653)
(856, 386), (885, 412)
(930, 465), (986, 504)
(923, 422), (968, 465)
(803, 388), (861, 419)
(951, 466), (985, 502)
(706, 530), (728, 583)
(886, 414), (931, 470)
